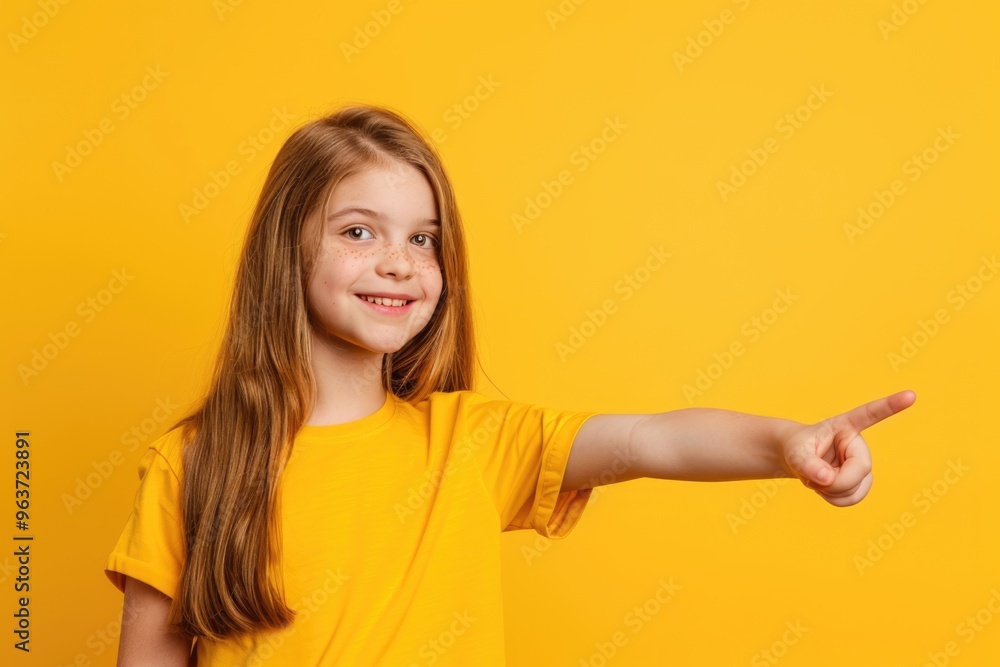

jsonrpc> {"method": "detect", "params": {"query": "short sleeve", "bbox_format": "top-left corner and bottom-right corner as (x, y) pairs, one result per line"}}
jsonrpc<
(104, 435), (186, 600)
(459, 393), (599, 539)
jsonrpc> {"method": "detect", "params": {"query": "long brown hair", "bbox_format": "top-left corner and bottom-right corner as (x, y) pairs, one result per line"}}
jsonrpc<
(165, 104), (475, 640)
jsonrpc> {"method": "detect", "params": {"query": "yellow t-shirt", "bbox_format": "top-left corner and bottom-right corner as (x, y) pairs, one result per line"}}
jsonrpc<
(105, 389), (598, 665)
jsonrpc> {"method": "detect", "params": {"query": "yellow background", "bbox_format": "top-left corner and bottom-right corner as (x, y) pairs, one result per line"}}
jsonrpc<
(3, 0), (998, 664)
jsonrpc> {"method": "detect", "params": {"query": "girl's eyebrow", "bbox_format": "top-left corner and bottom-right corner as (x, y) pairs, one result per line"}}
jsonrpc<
(327, 206), (440, 227)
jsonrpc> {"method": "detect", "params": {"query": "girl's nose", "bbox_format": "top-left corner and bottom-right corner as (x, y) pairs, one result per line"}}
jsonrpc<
(375, 242), (416, 279)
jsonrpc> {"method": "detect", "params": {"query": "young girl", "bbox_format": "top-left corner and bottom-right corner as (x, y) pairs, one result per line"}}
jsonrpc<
(104, 104), (915, 665)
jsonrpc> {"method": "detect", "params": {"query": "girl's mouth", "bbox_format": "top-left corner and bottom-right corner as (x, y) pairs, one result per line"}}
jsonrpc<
(356, 294), (416, 314)
(357, 294), (411, 307)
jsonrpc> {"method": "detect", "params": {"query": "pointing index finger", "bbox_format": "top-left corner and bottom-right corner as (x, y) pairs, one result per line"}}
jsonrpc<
(842, 390), (916, 431)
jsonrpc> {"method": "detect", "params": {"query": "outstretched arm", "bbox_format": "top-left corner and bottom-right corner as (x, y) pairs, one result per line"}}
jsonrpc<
(561, 390), (916, 507)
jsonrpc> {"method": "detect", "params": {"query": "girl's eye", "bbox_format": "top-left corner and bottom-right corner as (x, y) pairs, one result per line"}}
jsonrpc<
(344, 226), (437, 248)
(412, 233), (438, 248)
(345, 226), (374, 241)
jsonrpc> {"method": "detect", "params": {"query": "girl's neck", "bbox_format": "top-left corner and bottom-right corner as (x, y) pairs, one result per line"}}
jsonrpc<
(306, 335), (387, 426)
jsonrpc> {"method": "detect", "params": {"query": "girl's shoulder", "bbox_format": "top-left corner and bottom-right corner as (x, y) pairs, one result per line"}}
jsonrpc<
(408, 388), (499, 411)
(406, 389), (519, 424)
(136, 426), (190, 481)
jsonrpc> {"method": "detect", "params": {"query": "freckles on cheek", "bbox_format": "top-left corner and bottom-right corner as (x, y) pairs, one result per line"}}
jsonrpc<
(414, 259), (439, 273)
(333, 247), (366, 266)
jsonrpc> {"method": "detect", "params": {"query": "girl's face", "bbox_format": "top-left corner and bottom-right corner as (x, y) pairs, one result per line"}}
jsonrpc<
(304, 160), (443, 355)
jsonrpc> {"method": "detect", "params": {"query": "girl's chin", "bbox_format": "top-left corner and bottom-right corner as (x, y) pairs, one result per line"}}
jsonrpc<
(358, 337), (417, 355)
(308, 330), (411, 356)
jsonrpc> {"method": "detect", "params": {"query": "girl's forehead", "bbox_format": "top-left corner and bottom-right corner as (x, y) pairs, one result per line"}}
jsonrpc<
(331, 161), (424, 195)
(323, 168), (437, 217)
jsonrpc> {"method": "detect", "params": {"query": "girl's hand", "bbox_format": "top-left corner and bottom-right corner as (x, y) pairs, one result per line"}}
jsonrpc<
(779, 390), (917, 507)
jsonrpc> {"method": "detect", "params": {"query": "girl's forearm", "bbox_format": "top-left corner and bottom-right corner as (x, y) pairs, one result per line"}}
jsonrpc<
(633, 408), (804, 482)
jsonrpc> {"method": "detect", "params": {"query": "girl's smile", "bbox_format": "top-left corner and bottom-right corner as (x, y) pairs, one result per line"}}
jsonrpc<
(355, 293), (418, 315)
